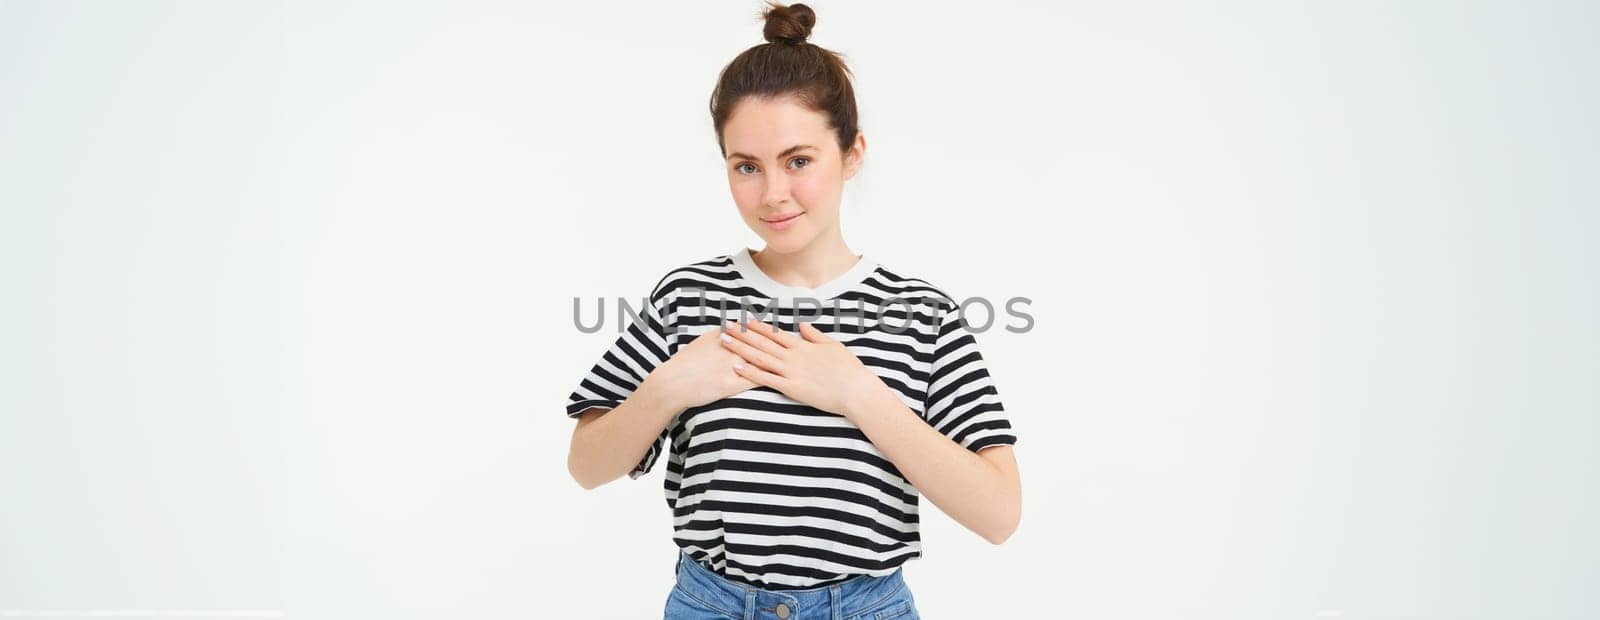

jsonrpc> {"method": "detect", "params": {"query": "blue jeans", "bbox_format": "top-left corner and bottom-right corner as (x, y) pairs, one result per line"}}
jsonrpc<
(665, 550), (920, 620)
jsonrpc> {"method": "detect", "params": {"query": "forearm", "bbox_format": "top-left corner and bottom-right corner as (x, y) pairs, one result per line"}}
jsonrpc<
(846, 386), (1020, 544)
(567, 378), (678, 489)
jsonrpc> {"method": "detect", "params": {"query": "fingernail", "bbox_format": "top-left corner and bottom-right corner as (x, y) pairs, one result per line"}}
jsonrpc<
(733, 361), (745, 370)
(719, 332), (732, 343)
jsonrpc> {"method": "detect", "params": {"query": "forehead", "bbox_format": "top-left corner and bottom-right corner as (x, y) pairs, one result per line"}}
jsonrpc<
(723, 96), (833, 156)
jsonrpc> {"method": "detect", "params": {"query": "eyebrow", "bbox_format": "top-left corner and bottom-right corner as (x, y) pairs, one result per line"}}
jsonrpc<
(726, 144), (817, 161)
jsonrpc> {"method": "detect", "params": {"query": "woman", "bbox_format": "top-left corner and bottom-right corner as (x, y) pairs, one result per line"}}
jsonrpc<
(564, 3), (1021, 618)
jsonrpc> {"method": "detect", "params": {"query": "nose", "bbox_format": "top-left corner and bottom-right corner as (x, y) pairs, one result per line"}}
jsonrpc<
(762, 171), (791, 208)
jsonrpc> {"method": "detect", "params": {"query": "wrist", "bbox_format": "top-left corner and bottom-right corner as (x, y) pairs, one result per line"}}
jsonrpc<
(843, 377), (895, 421)
(636, 373), (682, 417)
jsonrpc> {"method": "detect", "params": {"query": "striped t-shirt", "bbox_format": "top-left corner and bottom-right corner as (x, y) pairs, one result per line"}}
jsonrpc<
(564, 247), (1018, 589)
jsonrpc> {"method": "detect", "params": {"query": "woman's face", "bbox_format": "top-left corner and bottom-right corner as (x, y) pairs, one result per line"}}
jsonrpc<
(722, 95), (864, 254)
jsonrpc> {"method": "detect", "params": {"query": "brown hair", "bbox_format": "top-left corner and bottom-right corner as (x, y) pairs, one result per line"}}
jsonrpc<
(709, 2), (860, 158)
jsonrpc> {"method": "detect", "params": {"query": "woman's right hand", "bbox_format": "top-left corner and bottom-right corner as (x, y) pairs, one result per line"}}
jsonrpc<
(644, 324), (757, 411)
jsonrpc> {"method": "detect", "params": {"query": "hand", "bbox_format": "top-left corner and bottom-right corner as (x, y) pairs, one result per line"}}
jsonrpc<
(720, 318), (890, 418)
(644, 327), (758, 411)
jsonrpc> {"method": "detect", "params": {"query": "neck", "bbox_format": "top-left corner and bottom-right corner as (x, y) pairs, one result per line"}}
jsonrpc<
(751, 229), (858, 289)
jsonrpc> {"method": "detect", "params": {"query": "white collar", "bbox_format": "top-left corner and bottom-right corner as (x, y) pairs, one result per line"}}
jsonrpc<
(728, 246), (878, 301)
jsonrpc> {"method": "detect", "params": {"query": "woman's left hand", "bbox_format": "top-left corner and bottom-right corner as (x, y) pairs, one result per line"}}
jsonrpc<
(720, 318), (889, 419)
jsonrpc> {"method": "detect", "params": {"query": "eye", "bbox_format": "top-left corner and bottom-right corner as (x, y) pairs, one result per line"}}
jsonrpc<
(788, 157), (810, 169)
(735, 162), (758, 175)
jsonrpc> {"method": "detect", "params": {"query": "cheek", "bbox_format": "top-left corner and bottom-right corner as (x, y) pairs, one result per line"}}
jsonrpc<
(791, 174), (838, 211)
(730, 178), (762, 215)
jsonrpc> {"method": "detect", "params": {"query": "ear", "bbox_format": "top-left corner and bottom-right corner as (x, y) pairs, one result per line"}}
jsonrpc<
(842, 131), (866, 180)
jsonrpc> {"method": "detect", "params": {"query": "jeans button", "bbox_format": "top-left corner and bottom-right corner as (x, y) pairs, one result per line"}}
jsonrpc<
(775, 602), (790, 619)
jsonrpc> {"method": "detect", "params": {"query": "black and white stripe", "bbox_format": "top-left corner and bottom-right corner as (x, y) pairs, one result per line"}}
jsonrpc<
(565, 249), (1017, 589)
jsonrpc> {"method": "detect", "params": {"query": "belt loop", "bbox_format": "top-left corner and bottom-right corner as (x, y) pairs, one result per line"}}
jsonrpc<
(830, 583), (843, 620)
(744, 587), (757, 620)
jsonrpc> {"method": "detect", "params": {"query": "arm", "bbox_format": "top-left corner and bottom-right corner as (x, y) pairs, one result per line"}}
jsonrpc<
(567, 379), (677, 490)
(567, 327), (756, 490)
(846, 387), (1021, 544)
(721, 318), (1022, 544)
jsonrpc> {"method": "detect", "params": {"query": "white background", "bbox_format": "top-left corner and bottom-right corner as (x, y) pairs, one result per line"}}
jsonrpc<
(2, 1), (1596, 618)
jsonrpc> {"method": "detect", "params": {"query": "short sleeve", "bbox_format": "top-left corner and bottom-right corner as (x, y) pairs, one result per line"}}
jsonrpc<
(924, 301), (1017, 453)
(564, 287), (676, 479)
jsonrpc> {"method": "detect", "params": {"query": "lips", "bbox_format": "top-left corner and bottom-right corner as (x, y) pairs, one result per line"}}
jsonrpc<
(761, 212), (804, 224)
(760, 211), (804, 231)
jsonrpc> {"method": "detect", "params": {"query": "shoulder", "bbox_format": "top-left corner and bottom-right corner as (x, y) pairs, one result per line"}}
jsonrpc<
(646, 253), (741, 304)
(862, 261), (961, 314)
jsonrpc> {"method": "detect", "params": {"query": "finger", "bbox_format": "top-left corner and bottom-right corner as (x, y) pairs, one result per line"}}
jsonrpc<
(724, 353), (760, 390)
(720, 330), (785, 373)
(733, 359), (789, 391)
(798, 320), (833, 344)
(741, 317), (802, 348)
(725, 320), (789, 358)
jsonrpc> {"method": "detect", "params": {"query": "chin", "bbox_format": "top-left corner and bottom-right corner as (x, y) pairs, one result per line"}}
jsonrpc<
(755, 232), (815, 254)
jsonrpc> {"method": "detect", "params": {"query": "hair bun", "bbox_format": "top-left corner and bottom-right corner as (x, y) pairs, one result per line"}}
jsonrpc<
(762, 2), (816, 45)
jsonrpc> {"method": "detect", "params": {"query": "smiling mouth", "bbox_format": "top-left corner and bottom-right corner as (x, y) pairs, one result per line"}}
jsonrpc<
(761, 213), (804, 223)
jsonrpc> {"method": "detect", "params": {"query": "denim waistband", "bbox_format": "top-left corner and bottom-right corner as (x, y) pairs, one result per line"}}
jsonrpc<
(673, 550), (908, 620)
